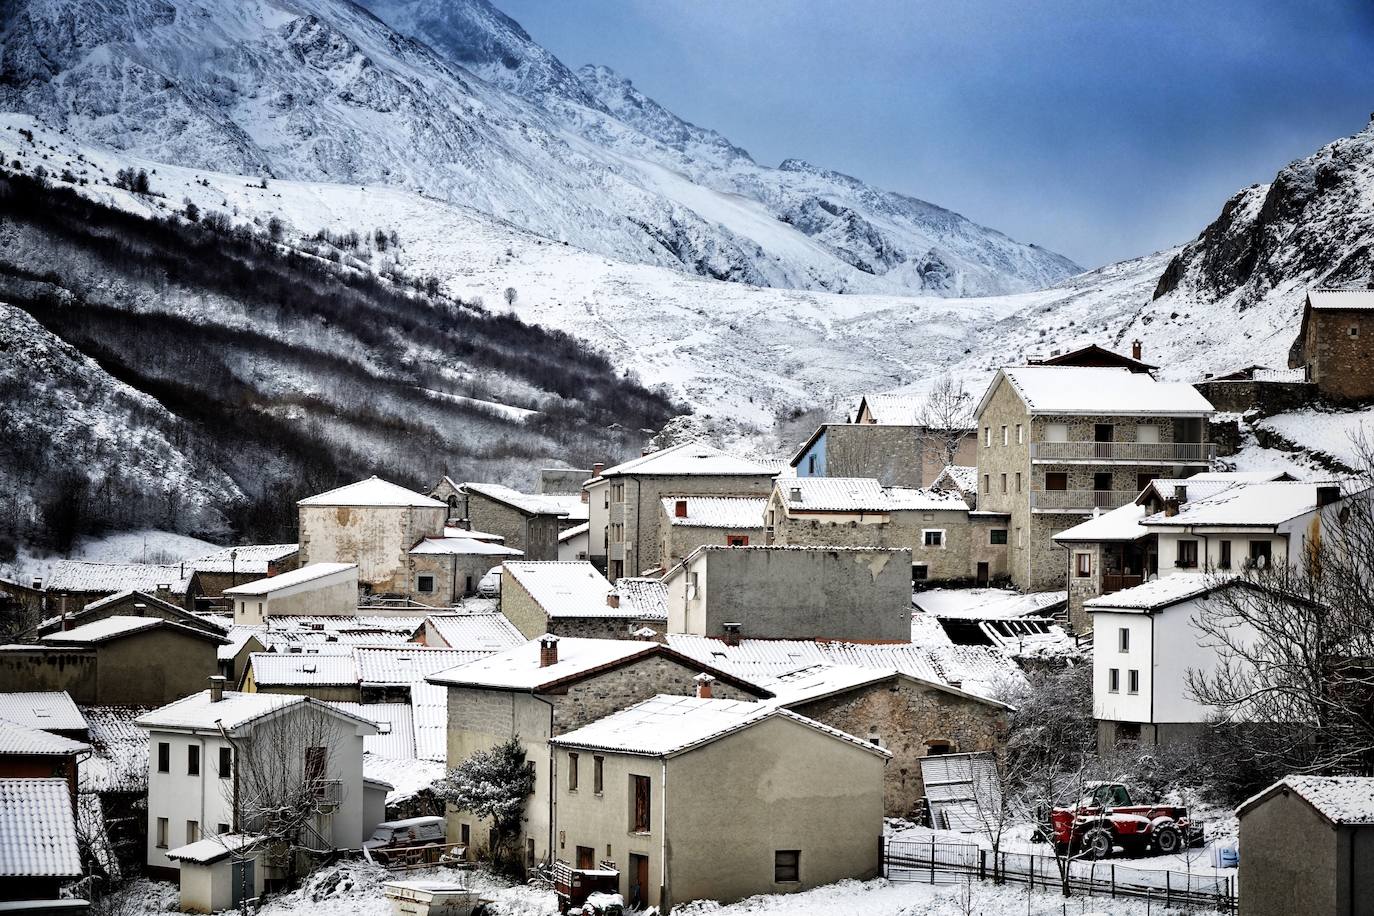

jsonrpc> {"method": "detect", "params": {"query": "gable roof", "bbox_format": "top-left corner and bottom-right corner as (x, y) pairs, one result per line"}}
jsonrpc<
(1143, 480), (1352, 528)
(933, 465), (978, 494)
(855, 393), (925, 425)
(976, 367), (1214, 418)
(1053, 503), (1149, 544)
(166, 833), (263, 865)
(600, 441), (776, 479)
(44, 560), (190, 595)
(462, 482), (569, 517)
(1307, 289), (1374, 312)
(558, 522), (590, 543)
(354, 646), (490, 685)
(1084, 574), (1240, 613)
(40, 615), (229, 646)
(409, 536), (523, 557)
(423, 613), (525, 651)
(549, 694), (890, 760)
(136, 690), (378, 736)
(298, 476), (445, 508)
(246, 652), (359, 687)
(0, 693), (87, 734)
(190, 544), (299, 574)
(661, 496), (767, 528)
(1239, 775), (1374, 825)
(1031, 343), (1157, 372)
(34, 589), (222, 636)
(502, 562), (627, 619)
(777, 478), (968, 513)
(610, 578), (669, 622)
(0, 779), (82, 878)
(0, 719), (90, 756)
(223, 562), (356, 597)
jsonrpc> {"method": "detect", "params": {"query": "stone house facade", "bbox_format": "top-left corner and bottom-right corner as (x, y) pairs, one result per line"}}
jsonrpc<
(407, 538), (523, 606)
(657, 497), (767, 570)
(1289, 288), (1374, 400)
(973, 368), (1214, 592)
(790, 423), (977, 488)
(500, 562), (664, 640)
(458, 483), (568, 561)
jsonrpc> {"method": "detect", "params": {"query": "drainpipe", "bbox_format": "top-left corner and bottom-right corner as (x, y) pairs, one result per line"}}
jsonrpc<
(660, 757), (668, 909)
(451, 554), (458, 606)
(532, 692), (557, 866)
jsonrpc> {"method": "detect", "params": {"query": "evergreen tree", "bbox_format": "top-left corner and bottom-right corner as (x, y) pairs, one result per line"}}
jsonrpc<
(437, 736), (535, 874)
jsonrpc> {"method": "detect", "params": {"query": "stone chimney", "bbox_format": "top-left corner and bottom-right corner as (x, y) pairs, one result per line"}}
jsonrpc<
(789, 486), (802, 503)
(209, 675), (226, 702)
(606, 592), (621, 610)
(1132, 339), (1143, 361)
(1173, 484), (1188, 503)
(592, 462), (605, 477)
(133, 602), (147, 617)
(1164, 496), (1180, 518)
(722, 622), (742, 647)
(694, 672), (715, 699)
(539, 634), (560, 668)
(674, 499), (688, 518)
(1317, 484), (1341, 508)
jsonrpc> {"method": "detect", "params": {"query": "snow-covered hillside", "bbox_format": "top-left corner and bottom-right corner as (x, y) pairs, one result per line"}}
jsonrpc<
(0, 0), (1079, 297)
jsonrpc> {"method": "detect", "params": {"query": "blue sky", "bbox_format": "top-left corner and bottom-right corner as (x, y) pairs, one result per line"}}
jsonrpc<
(500, 0), (1374, 268)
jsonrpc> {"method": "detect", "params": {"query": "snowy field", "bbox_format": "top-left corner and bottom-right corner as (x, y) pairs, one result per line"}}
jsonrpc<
(1, 529), (221, 585)
(1258, 406), (1374, 469)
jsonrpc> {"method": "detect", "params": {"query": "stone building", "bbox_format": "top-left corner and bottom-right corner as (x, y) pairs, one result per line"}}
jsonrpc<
(501, 562), (666, 639)
(426, 635), (770, 868)
(457, 483), (569, 561)
(588, 442), (777, 580)
(658, 496), (767, 570)
(297, 477), (447, 595)
(549, 692), (887, 911)
(407, 536), (523, 606)
(185, 545), (300, 609)
(663, 546), (911, 642)
(791, 422), (976, 489)
(765, 664), (1009, 817)
(973, 366), (1215, 592)
(1289, 288), (1374, 400)
(764, 477), (1009, 587)
(428, 475), (464, 521)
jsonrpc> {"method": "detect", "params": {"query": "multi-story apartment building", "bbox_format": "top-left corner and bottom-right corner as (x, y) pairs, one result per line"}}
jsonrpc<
(973, 367), (1215, 592)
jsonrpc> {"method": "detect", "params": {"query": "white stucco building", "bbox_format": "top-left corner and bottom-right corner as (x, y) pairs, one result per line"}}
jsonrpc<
(224, 563), (358, 624)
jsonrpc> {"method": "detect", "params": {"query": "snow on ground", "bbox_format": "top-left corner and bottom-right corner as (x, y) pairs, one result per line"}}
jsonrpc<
(2, 529), (221, 585)
(914, 588), (1067, 619)
(365, 754), (445, 806)
(1258, 405), (1374, 469)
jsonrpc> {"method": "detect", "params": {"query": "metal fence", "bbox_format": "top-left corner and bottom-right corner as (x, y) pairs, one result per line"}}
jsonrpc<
(883, 837), (1236, 913)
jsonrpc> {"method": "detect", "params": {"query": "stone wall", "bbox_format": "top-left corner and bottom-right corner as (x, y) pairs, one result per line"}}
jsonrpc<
(464, 495), (562, 561)
(500, 570), (549, 638)
(1303, 310), (1374, 401)
(408, 553), (503, 606)
(549, 656), (760, 732)
(0, 647), (97, 702)
(772, 507), (996, 584)
(1194, 380), (1317, 414)
(660, 520), (764, 571)
(546, 615), (661, 640)
(611, 473), (776, 576)
(973, 379), (1034, 587)
(299, 504), (445, 593)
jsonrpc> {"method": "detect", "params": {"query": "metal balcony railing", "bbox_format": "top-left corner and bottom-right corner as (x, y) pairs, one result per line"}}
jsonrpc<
(1029, 442), (1215, 463)
(310, 779), (342, 808)
(1030, 489), (1140, 511)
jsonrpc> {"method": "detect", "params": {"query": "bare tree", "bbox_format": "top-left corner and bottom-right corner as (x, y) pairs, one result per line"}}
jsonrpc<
(503, 287), (518, 309)
(916, 374), (974, 472)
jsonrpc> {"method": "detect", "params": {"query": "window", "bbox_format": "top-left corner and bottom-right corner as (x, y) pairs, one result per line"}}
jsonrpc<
(1249, 540), (1272, 569)
(1045, 422), (1069, 443)
(157, 742), (170, 773)
(1045, 472), (1068, 491)
(1015, 472), (1022, 493)
(1128, 670), (1140, 695)
(577, 846), (596, 870)
(726, 534), (750, 547)
(156, 817), (169, 849)
(187, 745), (200, 776)
(305, 746), (327, 784)
(217, 823), (230, 835)
(1218, 540), (1232, 570)
(774, 850), (801, 883)
(1075, 553), (1092, 577)
(1176, 540), (1199, 569)
(1093, 472), (1112, 492)
(594, 756), (604, 794)
(807, 454), (816, 474)
(527, 837), (536, 868)
(1350, 325), (1361, 339)
(631, 775), (651, 833)
(1118, 627), (1130, 652)
(912, 564), (928, 582)
(1001, 425), (1008, 446)
(1136, 424), (1160, 444)
(922, 530), (945, 548)
(982, 474), (990, 494)
(1016, 527), (1024, 548)
(1016, 424), (1024, 444)
(417, 574), (435, 594)
(1108, 669), (1120, 693)
(1137, 473), (1159, 492)
(568, 752), (579, 791)
(218, 746), (231, 778)
(983, 427), (991, 447)
(1000, 473), (1007, 494)
(990, 529), (1008, 545)
(186, 821), (200, 844)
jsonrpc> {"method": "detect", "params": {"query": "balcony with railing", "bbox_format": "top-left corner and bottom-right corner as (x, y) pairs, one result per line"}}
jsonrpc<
(1030, 489), (1140, 512)
(1101, 573), (1145, 594)
(1030, 441), (1215, 463)
(310, 779), (342, 809)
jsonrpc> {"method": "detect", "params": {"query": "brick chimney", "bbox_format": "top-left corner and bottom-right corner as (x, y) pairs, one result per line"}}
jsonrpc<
(592, 462), (605, 477)
(1164, 496), (1180, 518)
(1132, 339), (1143, 361)
(674, 499), (688, 518)
(539, 634), (560, 667)
(606, 592), (621, 609)
(61, 610), (71, 632)
(694, 672), (715, 699)
(209, 675), (226, 703)
(722, 623), (742, 647)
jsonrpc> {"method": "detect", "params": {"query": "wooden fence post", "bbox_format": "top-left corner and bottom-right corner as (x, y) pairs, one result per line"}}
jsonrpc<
(929, 836), (935, 885)
(979, 849), (986, 882)
(1166, 869), (1171, 907)
(1111, 863), (1115, 898)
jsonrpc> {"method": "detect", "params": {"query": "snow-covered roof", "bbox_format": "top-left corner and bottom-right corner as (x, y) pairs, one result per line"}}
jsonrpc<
(550, 694), (889, 759)
(1144, 480), (1351, 528)
(462, 482), (569, 517)
(610, 578), (669, 622)
(0, 779), (81, 877)
(933, 465), (978, 493)
(223, 562), (356, 597)
(1307, 289), (1374, 311)
(445, 526), (504, 542)
(503, 562), (629, 618)
(979, 367), (1214, 417)
(913, 588), (1068, 620)
(558, 524), (589, 545)
(427, 637), (660, 691)
(166, 833), (263, 864)
(0, 693), (87, 733)
(40, 615), (227, 646)
(218, 627), (265, 661)
(1084, 574), (1238, 612)
(80, 589), (190, 617)
(328, 702), (414, 759)
(760, 664), (899, 705)
(1240, 775), (1374, 825)
(0, 719), (89, 756)
(409, 681), (448, 762)
(409, 537), (523, 557)
(298, 476), (445, 508)
(661, 496), (767, 528)
(778, 478), (966, 513)
(1053, 503), (1149, 543)
(136, 690), (377, 736)
(44, 560), (189, 594)
(190, 544), (299, 574)
(80, 705), (153, 794)
(355, 647), (488, 685)
(885, 487), (973, 511)
(600, 441), (776, 478)
(856, 393), (925, 425)
(247, 652), (359, 687)
(543, 493), (590, 523)
(423, 614), (525, 651)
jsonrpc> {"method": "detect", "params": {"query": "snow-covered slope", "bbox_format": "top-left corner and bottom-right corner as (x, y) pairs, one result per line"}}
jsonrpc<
(0, 0), (1079, 297)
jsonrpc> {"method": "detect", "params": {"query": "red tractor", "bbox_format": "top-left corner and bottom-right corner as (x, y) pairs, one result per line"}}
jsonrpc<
(1045, 782), (1204, 859)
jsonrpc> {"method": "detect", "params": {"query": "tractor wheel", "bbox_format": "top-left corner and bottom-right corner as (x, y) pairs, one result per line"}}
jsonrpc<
(1153, 825), (1182, 856)
(1082, 827), (1114, 860)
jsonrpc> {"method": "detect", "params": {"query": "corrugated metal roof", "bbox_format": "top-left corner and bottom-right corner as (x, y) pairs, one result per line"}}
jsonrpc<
(328, 702), (415, 759)
(423, 614), (524, 651)
(0, 693), (88, 733)
(1308, 289), (1374, 311)
(137, 691), (378, 736)
(856, 393), (925, 425)
(222, 562), (356, 596)
(80, 706), (152, 794)
(0, 779), (82, 877)
(355, 647), (488, 685)
(410, 682), (448, 762)
(166, 833), (263, 864)
(427, 638), (658, 691)
(190, 545), (299, 574)
(0, 719), (89, 756)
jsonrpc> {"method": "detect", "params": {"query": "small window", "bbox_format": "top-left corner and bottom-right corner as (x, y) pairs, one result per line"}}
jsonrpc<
(594, 755), (604, 795)
(1016, 424), (1024, 444)
(1045, 472), (1068, 491)
(157, 742), (170, 773)
(1136, 424), (1161, 444)
(1118, 627), (1130, 652)
(1001, 425), (1008, 446)
(982, 474), (990, 494)
(1108, 668), (1120, 693)
(1015, 472), (1022, 493)
(1045, 423), (1069, 443)
(923, 530), (944, 548)
(1000, 473), (1007, 494)
(417, 574), (436, 594)
(187, 745), (200, 777)
(156, 817), (169, 849)
(726, 534), (750, 547)
(983, 427), (991, 447)
(460, 823), (471, 846)
(1218, 540), (1232, 570)
(912, 564), (928, 582)
(1176, 540), (1199, 569)
(631, 775), (651, 833)
(1350, 325), (1360, 339)
(774, 850), (801, 883)
(1093, 472), (1113, 492)
(218, 747), (232, 778)
(807, 454), (816, 474)
(576, 846), (596, 870)
(1128, 670), (1140, 695)
(186, 820), (200, 844)
(568, 753), (579, 791)
(217, 823), (230, 835)
(989, 529), (1008, 545)
(1075, 553), (1092, 577)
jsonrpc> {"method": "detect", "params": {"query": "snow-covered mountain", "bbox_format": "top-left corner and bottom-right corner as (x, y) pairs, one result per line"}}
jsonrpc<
(0, 0), (1079, 296)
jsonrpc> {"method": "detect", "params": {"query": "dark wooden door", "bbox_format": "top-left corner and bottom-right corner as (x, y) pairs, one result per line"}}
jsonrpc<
(976, 562), (989, 586)
(629, 853), (649, 909)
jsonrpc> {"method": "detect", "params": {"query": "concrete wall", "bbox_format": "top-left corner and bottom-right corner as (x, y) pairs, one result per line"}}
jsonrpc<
(660, 516), (764, 572)
(146, 731), (238, 871)
(232, 572), (357, 624)
(0, 647), (97, 702)
(786, 678), (1006, 817)
(97, 629), (221, 707)
(299, 504), (445, 593)
(1239, 790), (1341, 916)
(177, 853), (265, 914)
